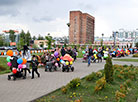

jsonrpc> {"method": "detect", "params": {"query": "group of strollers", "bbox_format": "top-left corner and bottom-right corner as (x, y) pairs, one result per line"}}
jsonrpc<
(82, 48), (135, 63)
(7, 50), (75, 81)
(40, 51), (74, 72)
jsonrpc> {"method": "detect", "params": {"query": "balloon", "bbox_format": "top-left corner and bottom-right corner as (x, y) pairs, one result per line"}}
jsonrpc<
(56, 58), (60, 61)
(22, 58), (27, 64)
(18, 64), (23, 69)
(70, 61), (73, 65)
(6, 56), (11, 62)
(82, 51), (85, 54)
(60, 56), (63, 60)
(54, 51), (59, 57)
(12, 68), (17, 74)
(6, 50), (13, 56)
(7, 62), (12, 66)
(65, 61), (69, 65)
(23, 64), (26, 68)
(17, 58), (23, 64)
(69, 58), (72, 62)
(55, 63), (58, 67)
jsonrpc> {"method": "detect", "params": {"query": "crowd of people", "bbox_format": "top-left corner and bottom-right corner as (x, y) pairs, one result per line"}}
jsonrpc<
(6, 44), (138, 81)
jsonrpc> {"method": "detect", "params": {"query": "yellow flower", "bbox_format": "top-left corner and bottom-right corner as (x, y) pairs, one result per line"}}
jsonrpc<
(105, 96), (108, 98)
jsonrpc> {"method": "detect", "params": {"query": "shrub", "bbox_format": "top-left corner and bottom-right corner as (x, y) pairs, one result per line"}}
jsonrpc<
(94, 77), (106, 93)
(133, 53), (138, 57)
(123, 65), (128, 67)
(61, 86), (67, 94)
(67, 78), (81, 89)
(104, 55), (114, 83)
(115, 90), (126, 102)
(96, 71), (103, 78)
(85, 72), (96, 81)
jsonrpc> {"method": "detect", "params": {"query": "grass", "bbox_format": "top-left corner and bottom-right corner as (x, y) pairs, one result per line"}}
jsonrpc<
(133, 53), (138, 57)
(35, 65), (138, 102)
(0, 57), (11, 75)
(77, 51), (83, 58)
(113, 59), (138, 62)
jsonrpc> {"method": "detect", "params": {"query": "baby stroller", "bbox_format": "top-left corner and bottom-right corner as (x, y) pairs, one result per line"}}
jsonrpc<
(8, 56), (25, 81)
(62, 61), (74, 72)
(45, 55), (57, 72)
(61, 54), (74, 72)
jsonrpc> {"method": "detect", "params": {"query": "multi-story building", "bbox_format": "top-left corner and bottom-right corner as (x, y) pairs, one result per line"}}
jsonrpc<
(69, 11), (95, 44)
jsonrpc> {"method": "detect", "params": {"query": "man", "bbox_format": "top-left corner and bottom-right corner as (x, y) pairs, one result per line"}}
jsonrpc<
(61, 46), (66, 56)
(66, 47), (73, 57)
(88, 46), (93, 67)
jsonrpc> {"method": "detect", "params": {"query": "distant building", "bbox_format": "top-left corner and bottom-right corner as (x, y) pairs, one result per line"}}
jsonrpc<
(53, 36), (69, 45)
(34, 40), (48, 48)
(69, 11), (95, 44)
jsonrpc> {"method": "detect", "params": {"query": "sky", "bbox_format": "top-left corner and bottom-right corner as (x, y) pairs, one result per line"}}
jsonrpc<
(0, 0), (138, 37)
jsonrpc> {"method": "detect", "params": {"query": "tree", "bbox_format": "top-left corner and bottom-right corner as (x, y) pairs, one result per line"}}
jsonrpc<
(104, 55), (114, 83)
(0, 34), (5, 46)
(17, 38), (24, 51)
(33, 36), (37, 40)
(38, 34), (44, 40)
(100, 39), (103, 47)
(45, 33), (55, 49)
(9, 30), (16, 42)
(135, 42), (138, 48)
(20, 30), (26, 43)
(25, 31), (31, 46)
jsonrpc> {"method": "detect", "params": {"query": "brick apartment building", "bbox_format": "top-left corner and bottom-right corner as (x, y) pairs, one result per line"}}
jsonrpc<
(69, 11), (95, 44)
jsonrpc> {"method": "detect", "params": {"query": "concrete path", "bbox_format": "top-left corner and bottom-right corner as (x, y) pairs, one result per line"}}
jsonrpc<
(0, 58), (138, 102)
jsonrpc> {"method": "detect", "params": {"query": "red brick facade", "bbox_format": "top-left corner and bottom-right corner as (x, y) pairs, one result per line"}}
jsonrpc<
(69, 11), (95, 44)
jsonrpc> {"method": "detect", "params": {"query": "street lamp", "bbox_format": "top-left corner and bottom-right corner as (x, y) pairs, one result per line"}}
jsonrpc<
(101, 33), (104, 46)
(113, 31), (118, 48)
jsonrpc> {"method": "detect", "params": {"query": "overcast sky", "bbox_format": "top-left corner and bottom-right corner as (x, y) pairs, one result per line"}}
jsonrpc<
(0, 0), (138, 37)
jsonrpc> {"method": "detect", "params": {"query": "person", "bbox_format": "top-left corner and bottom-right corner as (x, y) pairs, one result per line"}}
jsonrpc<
(88, 46), (93, 67)
(31, 56), (40, 79)
(66, 47), (73, 57)
(61, 46), (66, 56)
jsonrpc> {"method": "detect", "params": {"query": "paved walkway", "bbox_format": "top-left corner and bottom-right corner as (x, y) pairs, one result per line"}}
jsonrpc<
(0, 58), (138, 102)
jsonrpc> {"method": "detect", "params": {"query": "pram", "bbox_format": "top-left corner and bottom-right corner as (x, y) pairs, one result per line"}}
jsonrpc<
(61, 54), (74, 72)
(45, 55), (57, 72)
(8, 56), (25, 81)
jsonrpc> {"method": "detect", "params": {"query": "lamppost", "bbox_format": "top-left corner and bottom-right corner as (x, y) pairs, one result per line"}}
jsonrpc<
(101, 33), (104, 46)
(113, 31), (118, 48)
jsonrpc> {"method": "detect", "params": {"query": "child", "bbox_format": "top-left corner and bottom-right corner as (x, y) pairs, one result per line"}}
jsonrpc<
(31, 55), (40, 79)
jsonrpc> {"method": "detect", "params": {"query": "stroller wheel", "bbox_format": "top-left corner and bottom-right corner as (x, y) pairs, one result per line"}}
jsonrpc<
(8, 75), (11, 80)
(13, 77), (16, 81)
(54, 66), (57, 71)
(67, 68), (69, 72)
(62, 67), (65, 72)
(71, 67), (74, 72)
(45, 69), (47, 72)
(49, 68), (53, 72)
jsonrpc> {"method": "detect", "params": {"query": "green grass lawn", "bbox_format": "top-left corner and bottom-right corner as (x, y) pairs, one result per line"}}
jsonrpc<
(113, 59), (138, 62)
(133, 53), (138, 57)
(0, 57), (11, 75)
(35, 65), (138, 102)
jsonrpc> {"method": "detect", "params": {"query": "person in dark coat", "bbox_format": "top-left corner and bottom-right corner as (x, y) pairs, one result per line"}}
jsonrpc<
(88, 46), (93, 67)
(66, 47), (73, 57)
(31, 56), (40, 79)
(61, 46), (66, 56)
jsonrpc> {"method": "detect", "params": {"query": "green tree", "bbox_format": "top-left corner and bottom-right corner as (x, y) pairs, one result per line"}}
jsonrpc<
(25, 31), (31, 46)
(45, 33), (55, 49)
(0, 34), (5, 46)
(38, 34), (44, 40)
(135, 42), (138, 48)
(104, 55), (114, 83)
(33, 36), (37, 40)
(17, 38), (24, 51)
(9, 30), (16, 42)
(100, 39), (103, 47)
(20, 30), (26, 43)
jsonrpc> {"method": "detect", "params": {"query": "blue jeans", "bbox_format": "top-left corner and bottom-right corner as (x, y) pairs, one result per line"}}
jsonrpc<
(88, 56), (91, 65)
